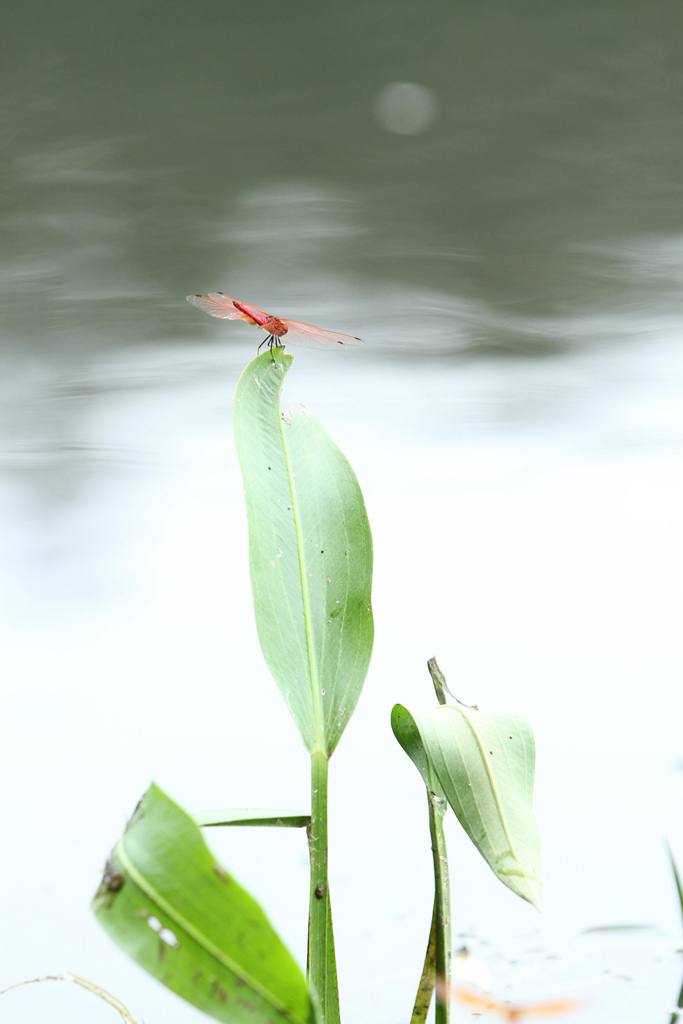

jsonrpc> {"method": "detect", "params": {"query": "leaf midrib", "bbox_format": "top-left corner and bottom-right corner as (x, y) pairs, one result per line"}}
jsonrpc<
(278, 410), (325, 751)
(441, 708), (520, 865)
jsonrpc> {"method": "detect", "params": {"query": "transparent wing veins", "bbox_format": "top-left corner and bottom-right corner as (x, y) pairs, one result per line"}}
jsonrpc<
(187, 293), (364, 348)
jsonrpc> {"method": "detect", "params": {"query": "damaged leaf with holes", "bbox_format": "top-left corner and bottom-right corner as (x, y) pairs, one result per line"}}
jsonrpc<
(93, 784), (315, 1024)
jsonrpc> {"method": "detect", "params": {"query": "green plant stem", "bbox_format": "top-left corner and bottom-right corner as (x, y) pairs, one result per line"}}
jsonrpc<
(410, 901), (437, 1024)
(421, 658), (451, 1024)
(409, 661), (454, 1024)
(427, 657), (449, 705)
(667, 843), (683, 1024)
(428, 778), (451, 1024)
(307, 748), (339, 1024)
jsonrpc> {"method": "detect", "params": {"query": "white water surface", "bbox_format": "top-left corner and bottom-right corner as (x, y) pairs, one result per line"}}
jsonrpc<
(1, 323), (682, 1024)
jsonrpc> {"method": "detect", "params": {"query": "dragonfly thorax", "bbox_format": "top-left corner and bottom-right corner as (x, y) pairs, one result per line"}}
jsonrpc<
(264, 316), (288, 338)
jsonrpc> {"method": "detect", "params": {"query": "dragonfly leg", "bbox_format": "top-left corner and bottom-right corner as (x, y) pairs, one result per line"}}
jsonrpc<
(257, 334), (284, 357)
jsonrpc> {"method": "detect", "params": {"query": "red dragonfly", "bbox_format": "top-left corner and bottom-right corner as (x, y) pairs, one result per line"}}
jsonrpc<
(186, 292), (363, 352)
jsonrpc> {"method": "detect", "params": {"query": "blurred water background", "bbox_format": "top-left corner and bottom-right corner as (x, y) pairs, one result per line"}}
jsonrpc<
(2, 3), (682, 1023)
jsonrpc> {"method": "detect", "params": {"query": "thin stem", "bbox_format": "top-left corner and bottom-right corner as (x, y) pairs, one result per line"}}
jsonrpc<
(427, 657), (449, 706)
(0, 974), (140, 1023)
(410, 900), (437, 1024)
(428, 779), (451, 1024)
(667, 843), (683, 1024)
(410, 783), (451, 1024)
(307, 748), (340, 1024)
(409, 660), (454, 1024)
(428, 657), (478, 710)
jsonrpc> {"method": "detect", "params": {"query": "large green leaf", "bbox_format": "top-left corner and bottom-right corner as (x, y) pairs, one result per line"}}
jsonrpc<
(93, 784), (314, 1024)
(392, 703), (541, 909)
(233, 350), (374, 756)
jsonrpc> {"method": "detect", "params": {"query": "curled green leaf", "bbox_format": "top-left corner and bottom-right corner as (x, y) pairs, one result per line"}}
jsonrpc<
(392, 702), (541, 909)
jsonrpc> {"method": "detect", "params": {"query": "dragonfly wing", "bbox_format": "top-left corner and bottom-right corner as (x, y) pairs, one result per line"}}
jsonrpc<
(279, 318), (364, 350)
(187, 294), (364, 348)
(208, 293), (273, 321)
(187, 293), (247, 320)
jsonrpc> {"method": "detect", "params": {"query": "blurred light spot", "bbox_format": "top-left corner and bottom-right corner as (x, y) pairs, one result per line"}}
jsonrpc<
(374, 82), (437, 135)
(453, 946), (493, 991)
